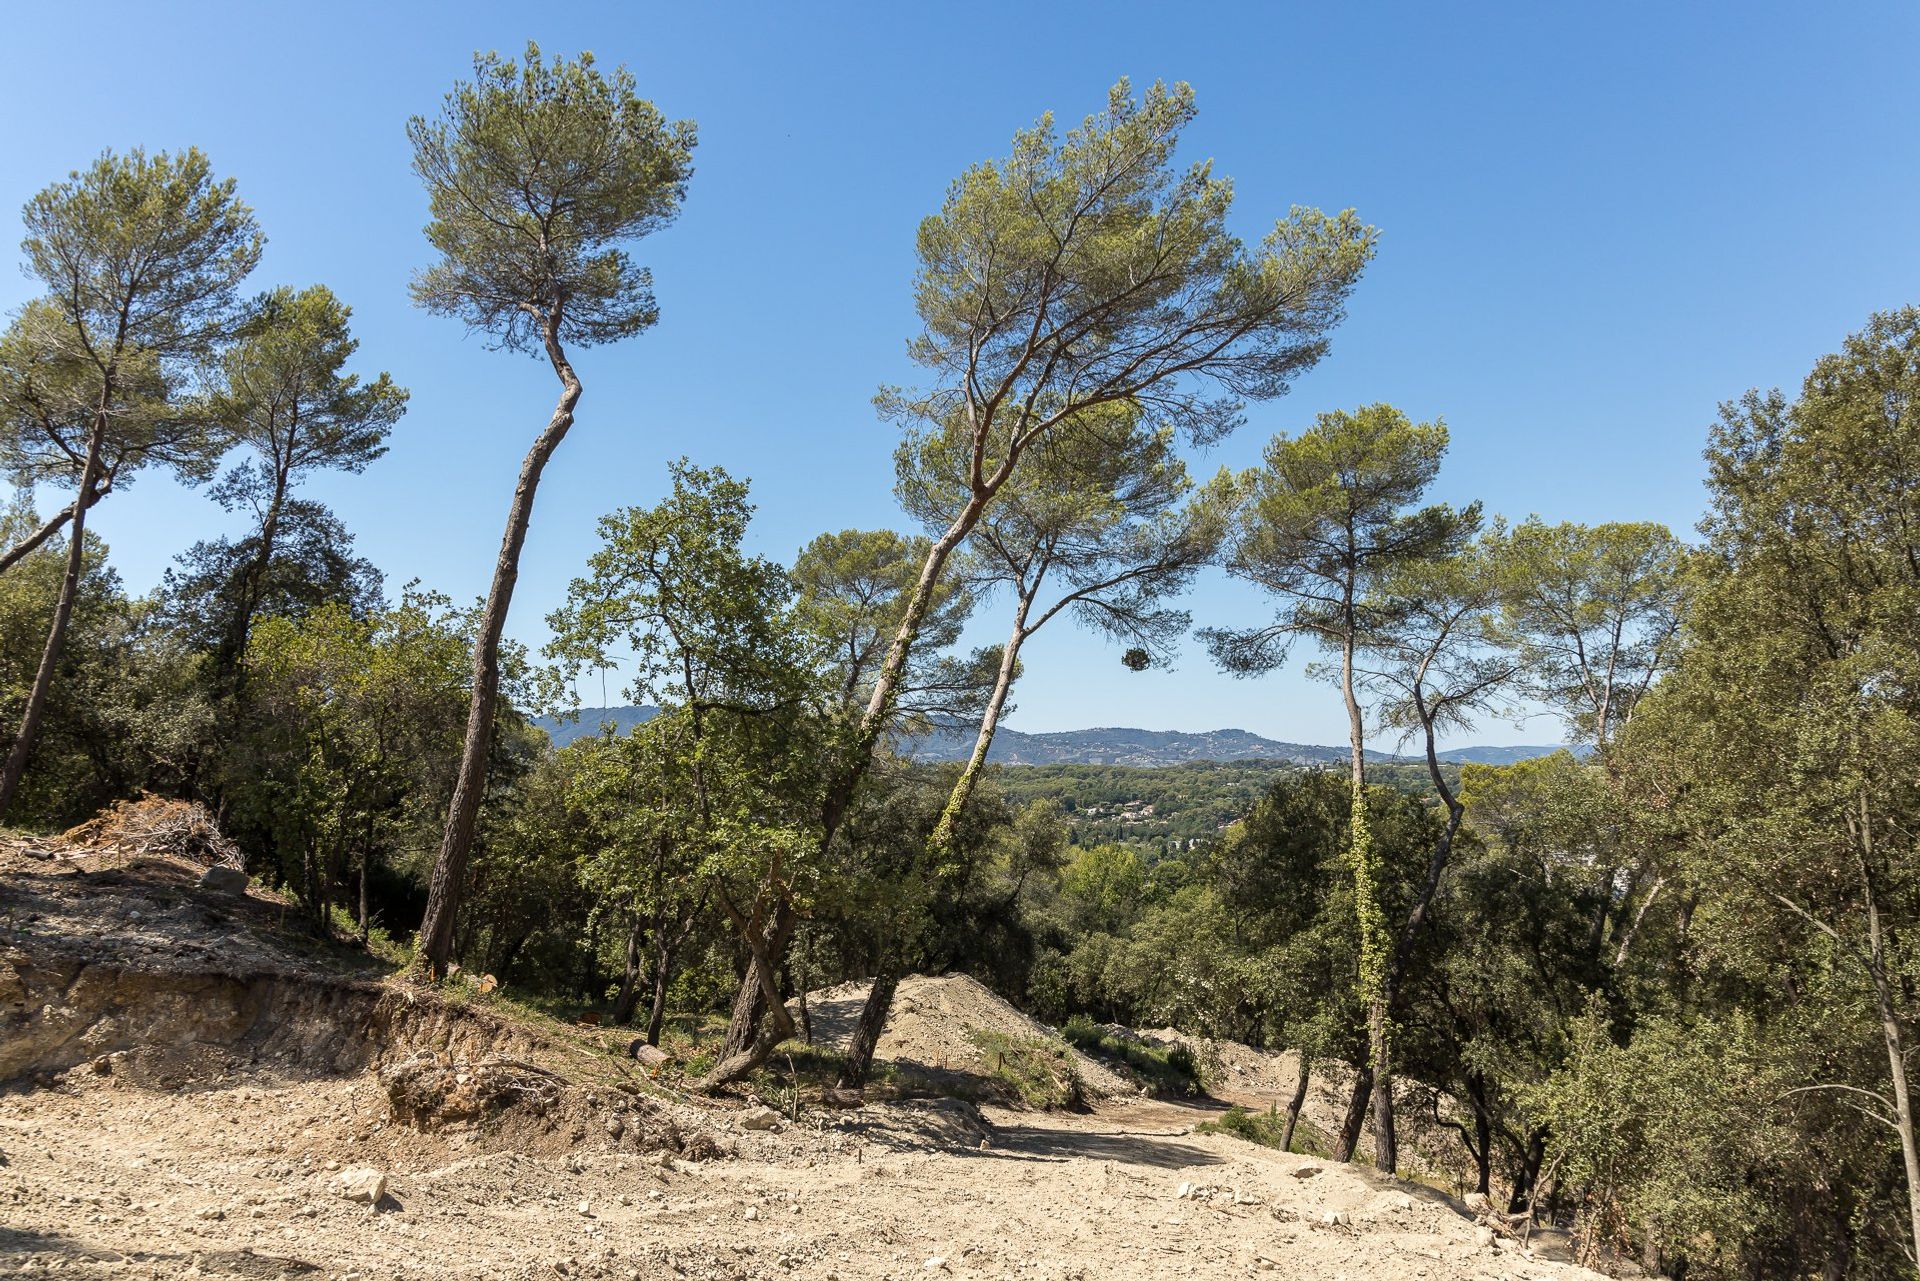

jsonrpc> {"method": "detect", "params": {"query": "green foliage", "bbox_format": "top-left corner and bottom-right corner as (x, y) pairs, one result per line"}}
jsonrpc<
(1204, 404), (1476, 676)
(790, 527), (979, 716)
(210, 285), (407, 492)
(408, 43), (696, 350)
(1491, 518), (1685, 746)
(1060, 1015), (1207, 1096)
(548, 460), (809, 712)
(968, 1029), (1085, 1110)
(20, 146), (262, 362)
(231, 588), (478, 922)
(897, 79), (1374, 457)
(1196, 1105), (1327, 1157)
(0, 501), (206, 824)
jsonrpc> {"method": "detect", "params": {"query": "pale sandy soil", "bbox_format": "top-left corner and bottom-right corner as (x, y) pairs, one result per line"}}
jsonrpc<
(2, 1071), (1602, 1281)
(1, 847), (1606, 1281)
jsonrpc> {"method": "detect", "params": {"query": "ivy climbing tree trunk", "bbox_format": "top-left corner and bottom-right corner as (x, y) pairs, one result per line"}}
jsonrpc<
(1341, 609), (1397, 1174)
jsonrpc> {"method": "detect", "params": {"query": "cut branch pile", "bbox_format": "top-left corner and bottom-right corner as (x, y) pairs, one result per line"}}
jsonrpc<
(46, 797), (244, 868)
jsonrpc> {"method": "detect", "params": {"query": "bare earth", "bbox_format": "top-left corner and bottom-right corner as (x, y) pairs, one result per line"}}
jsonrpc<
(1, 847), (1608, 1281)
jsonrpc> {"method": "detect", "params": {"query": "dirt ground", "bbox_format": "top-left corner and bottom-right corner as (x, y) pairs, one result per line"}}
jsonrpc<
(2, 1074), (1602, 1281)
(1, 845), (1609, 1281)
(801, 976), (1136, 1100)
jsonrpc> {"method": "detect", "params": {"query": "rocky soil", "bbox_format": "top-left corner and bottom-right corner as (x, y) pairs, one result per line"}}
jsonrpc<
(1, 845), (1612, 1280)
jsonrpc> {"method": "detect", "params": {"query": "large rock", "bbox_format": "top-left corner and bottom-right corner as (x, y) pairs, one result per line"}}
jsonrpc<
(334, 1167), (386, 1204)
(738, 1105), (783, 1131)
(197, 865), (248, 896)
(630, 1041), (670, 1069)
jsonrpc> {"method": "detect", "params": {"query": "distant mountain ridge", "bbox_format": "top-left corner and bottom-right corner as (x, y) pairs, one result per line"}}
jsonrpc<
(531, 705), (1570, 767)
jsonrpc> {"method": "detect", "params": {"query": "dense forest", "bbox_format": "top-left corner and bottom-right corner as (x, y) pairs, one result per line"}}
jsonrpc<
(2, 46), (1917, 1279)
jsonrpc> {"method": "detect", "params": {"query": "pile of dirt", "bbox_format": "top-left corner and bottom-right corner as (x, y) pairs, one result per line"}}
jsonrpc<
(0, 840), (735, 1165)
(801, 974), (1134, 1102)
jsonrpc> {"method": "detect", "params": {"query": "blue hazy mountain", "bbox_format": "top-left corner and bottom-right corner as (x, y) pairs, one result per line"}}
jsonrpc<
(530, 705), (660, 747)
(532, 705), (1571, 767)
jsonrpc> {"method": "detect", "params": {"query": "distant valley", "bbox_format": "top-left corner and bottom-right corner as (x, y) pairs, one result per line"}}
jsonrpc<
(531, 705), (1569, 768)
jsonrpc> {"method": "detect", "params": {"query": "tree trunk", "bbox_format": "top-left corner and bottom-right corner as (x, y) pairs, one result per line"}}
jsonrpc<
(1862, 869), (1920, 1267)
(1280, 1056), (1311, 1153)
(1368, 1009), (1397, 1173)
(216, 463), (291, 687)
(0, 420), (106, 817)
(1333, 1064), (1373, 1163)
(720, 901), (794, 1057)
(0, 475), (108, 578)
(358, 845), (370, 944)
(701, 957), (797, 1089)
(838, 963), (900, 1090)
(929, 591), (1030, 857)
(612, 917), (647, 1026)
(1338, 622), (1396, 1173)
(720, 951), (768, 1059)
(1509, 1126), (1548, 1213)
(704, 902), (798, 1088)
(1469, 1075), (1494, 1196)
(645, 941), (671, 1047)
(721, 493), (992, 1067)
(415, 316), (581, 978)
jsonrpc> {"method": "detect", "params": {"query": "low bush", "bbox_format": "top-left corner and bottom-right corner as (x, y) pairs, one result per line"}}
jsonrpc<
(1060, 1015), (1208, 1096)
(969, 1029), (1086, 1109)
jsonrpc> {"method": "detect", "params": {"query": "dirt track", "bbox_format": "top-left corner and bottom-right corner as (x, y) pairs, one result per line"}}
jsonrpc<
(2, 1068), (1604, 1281)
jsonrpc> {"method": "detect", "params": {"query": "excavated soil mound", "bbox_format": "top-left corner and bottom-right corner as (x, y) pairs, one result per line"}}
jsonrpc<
(0, 842), (727, 1162)
(801, 974), (1135, 1102)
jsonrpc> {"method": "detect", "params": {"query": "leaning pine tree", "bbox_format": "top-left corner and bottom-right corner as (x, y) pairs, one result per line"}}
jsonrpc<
(407, 44), (695, 977)
(0, 149), (260, 816)
(703, 78), (1376, 1087)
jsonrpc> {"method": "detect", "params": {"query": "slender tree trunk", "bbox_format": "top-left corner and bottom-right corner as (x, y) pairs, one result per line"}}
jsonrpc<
(1280, 1056), (1311, 1153)
(700, 959), (797, 1090)
(838, 963), (899, 1089)
(217, 463), (291, 686)
(842, 590), (1033, 1068)
(1469, 1074), (1494, 1196)
(713, 498), (991, 1072)
(612, 917), (647, 1026)
(1509, 1126), (1548, 1213)
(416, 315), (580, 978)
(645, 938), (672, 1047)
(0, 476), (109, 578)
(929, 593), (1030, 855)
(720, 902), (794, 1057)
(791, 942), (814, 1044)
(1333, 1064), (1374, 1163)
(1367, 1009), (1396, 1172)
(0, 420), (106, 817)
(1862, 871), (1920, 1266)
(1338, 622), (1397, 1174)
(358, 846), (370, 943)
(1611, 874), (1665, 968)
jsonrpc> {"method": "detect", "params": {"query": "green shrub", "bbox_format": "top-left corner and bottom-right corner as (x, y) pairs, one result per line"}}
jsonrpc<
(1196, 1104), (1328, 1156)
(969, 1030), (1086, 1109)
(1060, 1015), (1208, 1096)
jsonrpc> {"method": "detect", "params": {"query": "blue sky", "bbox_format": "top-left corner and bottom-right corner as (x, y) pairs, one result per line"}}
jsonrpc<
(4, 2), (1916, 747)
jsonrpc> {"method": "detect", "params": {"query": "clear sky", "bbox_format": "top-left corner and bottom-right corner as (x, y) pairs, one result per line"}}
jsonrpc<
(4, 2), (1917, 748)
